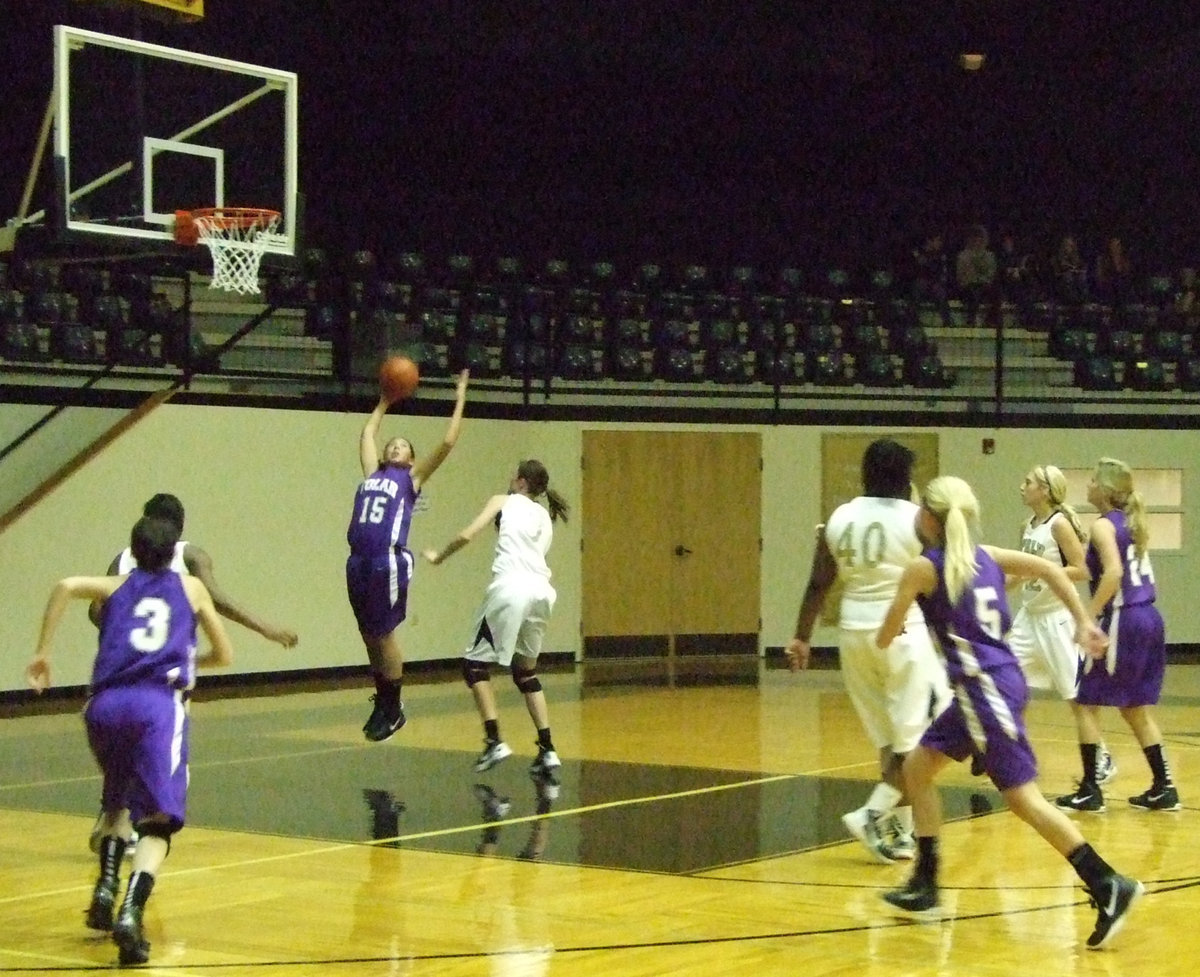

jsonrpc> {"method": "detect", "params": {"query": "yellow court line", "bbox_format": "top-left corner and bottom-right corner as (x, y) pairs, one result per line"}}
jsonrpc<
(0, 768), (854, 905)
(0, 747), (873, 795)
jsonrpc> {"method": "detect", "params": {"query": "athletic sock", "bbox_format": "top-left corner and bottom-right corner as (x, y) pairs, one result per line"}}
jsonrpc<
(1067, 842), (1116, 891)
(1080, 742), (1099, 784)
(1143, 743), (1172, 787)
(865, 781), (903, 813)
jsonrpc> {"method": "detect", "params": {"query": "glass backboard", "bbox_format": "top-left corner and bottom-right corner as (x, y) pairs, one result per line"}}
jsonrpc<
(52, 24), (298, 256)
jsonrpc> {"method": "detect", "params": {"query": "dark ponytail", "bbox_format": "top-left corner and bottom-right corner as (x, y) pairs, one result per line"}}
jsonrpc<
(518, 459), (570, 523)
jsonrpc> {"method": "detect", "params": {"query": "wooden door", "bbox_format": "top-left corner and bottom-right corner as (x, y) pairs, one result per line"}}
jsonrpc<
(581, 430), (761, 657)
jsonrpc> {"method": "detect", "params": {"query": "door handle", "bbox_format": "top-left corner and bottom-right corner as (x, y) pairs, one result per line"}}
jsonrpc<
(674, 544), (693, 557)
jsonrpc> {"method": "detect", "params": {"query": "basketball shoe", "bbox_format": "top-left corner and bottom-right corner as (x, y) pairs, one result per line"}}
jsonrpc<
(1086, 874), (1144, 949)
(474, 739), (513, 772)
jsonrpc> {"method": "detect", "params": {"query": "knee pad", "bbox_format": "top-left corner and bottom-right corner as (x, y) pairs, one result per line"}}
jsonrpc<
(512, 665), (542, 695)
(133, 819), (175, 854)
(463, 659), (490, 688)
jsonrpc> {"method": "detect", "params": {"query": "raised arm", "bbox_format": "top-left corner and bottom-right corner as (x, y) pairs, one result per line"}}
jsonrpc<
(184, 576), (234, 669)
(875, 556), (936, 649)
(410, 370), (469, 491)
(184, 544), (298, 648)
(359, 396), (392, 478)
(985, 545), (1107, 659)
(422, 493), (507, 566)
(28, 576), (123, 692)
(785, 526), (836, 672)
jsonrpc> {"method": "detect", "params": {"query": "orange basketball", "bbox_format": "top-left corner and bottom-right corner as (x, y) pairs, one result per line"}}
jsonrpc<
(379, 355), (419, 401)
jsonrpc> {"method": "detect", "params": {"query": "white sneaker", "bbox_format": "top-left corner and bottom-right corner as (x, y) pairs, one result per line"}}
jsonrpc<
(474, 739), (513, 772)
(530, 747), (561, 781)
(1096, 748), (1118, 786)
(841, 808), (896, 864)
(885, 814), (916, 860)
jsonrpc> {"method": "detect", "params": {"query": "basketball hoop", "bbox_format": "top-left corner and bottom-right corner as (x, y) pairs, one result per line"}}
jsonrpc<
(175, 207), (281, 295)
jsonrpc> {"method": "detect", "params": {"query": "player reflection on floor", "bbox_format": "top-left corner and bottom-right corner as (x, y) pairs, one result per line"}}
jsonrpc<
(363, 789), (406, 849)
(474, 778), (558, 860)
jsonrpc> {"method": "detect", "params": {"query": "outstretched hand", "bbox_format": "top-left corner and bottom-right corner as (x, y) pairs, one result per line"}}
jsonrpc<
(266, 627), (299, 649)
(26, 656), (51, 693)
(785, 638), (811, 672)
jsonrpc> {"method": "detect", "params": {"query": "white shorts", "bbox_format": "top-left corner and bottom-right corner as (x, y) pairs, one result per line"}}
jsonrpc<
(1007, 605), (1081, 700)
(463, 574), (557, 667)
(839, 625), (951, 754)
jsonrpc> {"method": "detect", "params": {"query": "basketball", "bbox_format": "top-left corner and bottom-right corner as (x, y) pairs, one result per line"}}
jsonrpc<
(379, 355), (420, 402)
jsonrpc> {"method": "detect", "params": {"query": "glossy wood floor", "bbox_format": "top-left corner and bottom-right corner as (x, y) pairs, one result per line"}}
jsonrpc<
(2, 659), (1198, 975)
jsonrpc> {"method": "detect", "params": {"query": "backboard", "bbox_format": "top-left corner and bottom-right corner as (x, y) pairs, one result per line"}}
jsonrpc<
(47, 24), (298, 257)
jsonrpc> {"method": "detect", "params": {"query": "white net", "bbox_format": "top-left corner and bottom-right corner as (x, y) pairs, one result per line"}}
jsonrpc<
(192, 209), (282, 295)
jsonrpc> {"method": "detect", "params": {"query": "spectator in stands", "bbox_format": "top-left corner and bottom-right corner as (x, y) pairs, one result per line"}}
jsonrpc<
(910, 232), (952, 324)
(955, 225), (998, 326)
(1174, 267), (1197, 320)
(997, 228), (1037, 327)
(1051, 234), (1089, 307)
(1094, 236), (1134, 313)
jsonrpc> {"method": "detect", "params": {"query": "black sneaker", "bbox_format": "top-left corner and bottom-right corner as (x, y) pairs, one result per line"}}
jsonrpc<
(1055, 783), (1106, 813)
(363, 697), (406, 742)
(112, 905), (150, 966)
(85, 882), (116, 931)
(882, 877), (941, 918)
(1086, 874), (1144, 949)
(1128, 784), (1181, 811)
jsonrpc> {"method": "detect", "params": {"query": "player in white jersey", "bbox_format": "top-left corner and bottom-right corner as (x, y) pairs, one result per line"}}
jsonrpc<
(1006, 467), (1115, 811)
(788, 439), (950, 863)
(424, 460), (570, 782)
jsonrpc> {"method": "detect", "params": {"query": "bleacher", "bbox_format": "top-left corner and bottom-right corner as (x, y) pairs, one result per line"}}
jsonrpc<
(2, 251), (1199, 417)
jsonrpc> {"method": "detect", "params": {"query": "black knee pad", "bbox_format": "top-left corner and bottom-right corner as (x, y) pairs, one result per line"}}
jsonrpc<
(512, 665), (542, 695)
(463, 659), (490, 688)
(133, 819), (175, 855)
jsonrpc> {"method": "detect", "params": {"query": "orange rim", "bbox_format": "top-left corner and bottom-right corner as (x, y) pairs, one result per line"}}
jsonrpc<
(189, 207), (281, 230)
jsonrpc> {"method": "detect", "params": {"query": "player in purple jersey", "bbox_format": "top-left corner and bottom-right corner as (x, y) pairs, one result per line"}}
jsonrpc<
(350, 369), (469, 741)
(85, 492), (298, 857)
(876, 476), (1142, 950)
(26, 516), (233, 967)
(423, 459), (570, 779)
(1058, 457), (1181, 812)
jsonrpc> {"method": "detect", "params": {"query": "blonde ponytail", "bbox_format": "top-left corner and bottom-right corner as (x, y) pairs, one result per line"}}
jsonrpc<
(923, 476), (982, 604)
(1094, 457), (1149, 557)
(1037, 464), (1086, 542)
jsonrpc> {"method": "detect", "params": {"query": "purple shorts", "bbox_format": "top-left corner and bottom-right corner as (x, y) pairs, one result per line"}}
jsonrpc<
(921, 661), (1038, 791)
(346, 550), (413, 638)
(85, 685), (189, 831)
(1077, 602), (1165, 707)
